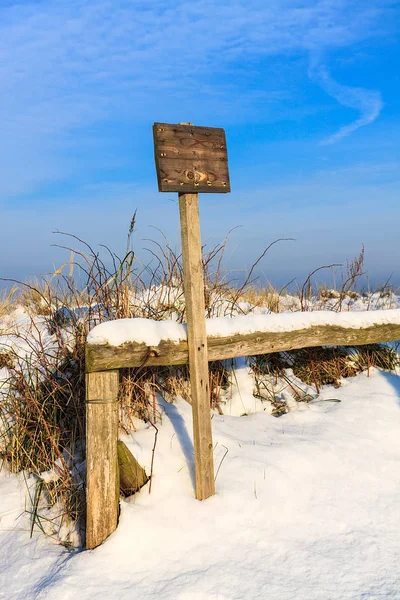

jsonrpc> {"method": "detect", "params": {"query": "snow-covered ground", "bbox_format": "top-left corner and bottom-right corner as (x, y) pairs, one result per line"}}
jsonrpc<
(1, 368), (400, 599)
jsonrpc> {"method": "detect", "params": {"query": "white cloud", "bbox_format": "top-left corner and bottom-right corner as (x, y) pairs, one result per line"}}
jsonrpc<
(309, 62), (383, 144)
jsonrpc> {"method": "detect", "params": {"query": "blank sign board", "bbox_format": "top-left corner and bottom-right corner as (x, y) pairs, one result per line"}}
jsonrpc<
(153, 122), (231, 193)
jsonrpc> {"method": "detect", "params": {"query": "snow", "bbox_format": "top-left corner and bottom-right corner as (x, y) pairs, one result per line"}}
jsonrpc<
(87, 308), (400, 347)
(207, 307), (400, 337)
(1, 369), (400, 599)
(0, 307), (60, 363)
(224, 356), (263, 416)
(87, 316), (187, 346)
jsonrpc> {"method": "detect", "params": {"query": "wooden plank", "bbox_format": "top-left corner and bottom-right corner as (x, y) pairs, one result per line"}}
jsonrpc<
(154, 122), (226, 140)
(156, 145), (227, 160)
(156, 132), (226, 150)
(157, 158), (229, 193)
(86, 369), (120, 549)
(86, 322), (400, 372)
(153, 122), (230, 193)
(179, 192), (215, 500)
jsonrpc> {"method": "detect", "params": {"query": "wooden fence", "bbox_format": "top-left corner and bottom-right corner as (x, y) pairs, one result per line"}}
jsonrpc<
(85, 314), (400, 549)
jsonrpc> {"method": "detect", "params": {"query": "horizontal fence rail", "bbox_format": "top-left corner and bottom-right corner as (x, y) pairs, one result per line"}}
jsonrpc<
(86, 321), (400, 372)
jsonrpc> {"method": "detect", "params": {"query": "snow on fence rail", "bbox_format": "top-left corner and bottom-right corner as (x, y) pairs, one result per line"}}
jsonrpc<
(86, 310), (400, 371)
(85, 309), (400, 550)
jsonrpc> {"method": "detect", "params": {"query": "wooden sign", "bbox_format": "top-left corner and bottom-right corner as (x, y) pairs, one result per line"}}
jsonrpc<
(153, 122), (230, 193)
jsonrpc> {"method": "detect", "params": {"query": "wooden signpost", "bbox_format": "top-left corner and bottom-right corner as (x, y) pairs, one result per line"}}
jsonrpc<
(153, 122), (231, 500)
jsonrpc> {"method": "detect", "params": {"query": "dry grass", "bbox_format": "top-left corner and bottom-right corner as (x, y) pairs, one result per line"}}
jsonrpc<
(0, 285), (19, 317)
(250, 343), (399, 409)
(237, 284), (283, 312)
(0, 225), (399, 545)
(349, 343), (399, 374)
(0, 325), (86, 543)
(289, 347), (359, 391)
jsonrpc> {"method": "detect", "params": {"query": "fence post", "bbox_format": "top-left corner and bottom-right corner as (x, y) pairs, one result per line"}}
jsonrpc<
(86, 369), (120, 549)
(179, 192), (215, 500)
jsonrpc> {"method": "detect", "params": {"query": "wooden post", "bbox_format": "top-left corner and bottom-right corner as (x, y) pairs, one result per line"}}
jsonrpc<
(86, 369), (120, 549)
(179, 192), (215, 500)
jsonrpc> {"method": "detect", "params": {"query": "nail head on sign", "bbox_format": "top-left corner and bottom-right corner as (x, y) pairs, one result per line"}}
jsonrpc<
(153, 122), (231, 193)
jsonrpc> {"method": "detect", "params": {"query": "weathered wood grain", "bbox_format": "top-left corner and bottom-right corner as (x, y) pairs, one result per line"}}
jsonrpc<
(156, 134), (226, 152)
(179, 192), (215, 500)
(86, 370), (120, 549)
(155, 122), (226, 140)
(157, 157), (229, 190)
(86, 322), (400, 372)
(155, 144), (227, 160)
(153, 122), (230, 193)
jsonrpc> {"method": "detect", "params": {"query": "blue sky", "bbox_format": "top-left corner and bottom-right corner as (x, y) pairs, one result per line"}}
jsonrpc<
(1, 0), (399, 289)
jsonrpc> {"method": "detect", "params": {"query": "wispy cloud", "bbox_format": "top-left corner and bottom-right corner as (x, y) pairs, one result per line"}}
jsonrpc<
(309, 62), (383, 144)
